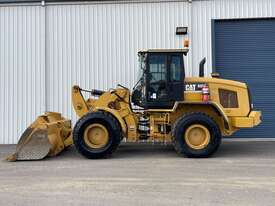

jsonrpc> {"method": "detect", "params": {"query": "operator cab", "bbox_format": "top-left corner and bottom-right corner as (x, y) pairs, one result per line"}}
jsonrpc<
(132, 49), (188, 109)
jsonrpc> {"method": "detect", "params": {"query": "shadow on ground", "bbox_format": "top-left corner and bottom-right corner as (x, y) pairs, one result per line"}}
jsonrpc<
(1, 140), (274, 161)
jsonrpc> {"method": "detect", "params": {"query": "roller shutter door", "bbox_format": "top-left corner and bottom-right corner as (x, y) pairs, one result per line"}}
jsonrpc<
(214, 19), (275, 138)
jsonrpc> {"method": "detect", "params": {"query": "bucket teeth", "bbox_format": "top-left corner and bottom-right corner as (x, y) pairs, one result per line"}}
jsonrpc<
(6, 112), (73, 161)
(5, 154), (17, 162)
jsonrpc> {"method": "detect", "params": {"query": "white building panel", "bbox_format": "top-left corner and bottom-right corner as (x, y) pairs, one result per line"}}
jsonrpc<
(45, 1), (191, 123)
(0, 6), (45, 144)
(1, 0), (275, 143)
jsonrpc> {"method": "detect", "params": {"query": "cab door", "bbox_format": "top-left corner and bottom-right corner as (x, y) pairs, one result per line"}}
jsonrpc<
(145, 53), (185, 109)
(146, 53), (170, 108)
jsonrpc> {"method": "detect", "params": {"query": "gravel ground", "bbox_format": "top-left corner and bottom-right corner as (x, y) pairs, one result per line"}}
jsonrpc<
(0, 139), (275, 206)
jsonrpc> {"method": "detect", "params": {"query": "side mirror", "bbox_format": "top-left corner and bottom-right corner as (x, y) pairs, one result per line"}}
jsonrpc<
(199, 57), (206, 77)
(132, 89), (142, 106)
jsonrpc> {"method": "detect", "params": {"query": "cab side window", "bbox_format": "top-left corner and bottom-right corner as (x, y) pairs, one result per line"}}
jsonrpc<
(148, 55), (166, 83)
(148, 54), (167, 100)
(170, 55), (182, 82)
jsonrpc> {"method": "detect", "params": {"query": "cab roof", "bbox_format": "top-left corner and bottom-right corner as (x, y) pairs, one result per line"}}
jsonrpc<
(138, 49), (189, 55)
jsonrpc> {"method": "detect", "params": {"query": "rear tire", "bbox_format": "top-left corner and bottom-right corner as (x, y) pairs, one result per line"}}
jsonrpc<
(73, 111), (122, 159)
(172, 112), (222, 158)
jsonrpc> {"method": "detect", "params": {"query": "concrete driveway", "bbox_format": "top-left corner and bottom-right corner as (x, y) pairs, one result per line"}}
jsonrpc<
(0, 139), (275, 206)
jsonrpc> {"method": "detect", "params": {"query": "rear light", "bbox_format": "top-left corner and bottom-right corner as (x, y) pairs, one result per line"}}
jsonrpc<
(202, 85), (210, 102)
(184, 39), (189, 48)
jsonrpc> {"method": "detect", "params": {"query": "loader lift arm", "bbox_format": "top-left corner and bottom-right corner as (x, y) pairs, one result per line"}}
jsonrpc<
(72, 86), (90, 117)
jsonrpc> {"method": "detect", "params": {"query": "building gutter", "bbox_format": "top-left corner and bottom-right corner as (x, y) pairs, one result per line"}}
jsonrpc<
(0, 0), (193, 6)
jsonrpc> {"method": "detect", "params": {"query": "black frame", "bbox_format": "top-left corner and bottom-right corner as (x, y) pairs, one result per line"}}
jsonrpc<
(145, 52), (185, 109)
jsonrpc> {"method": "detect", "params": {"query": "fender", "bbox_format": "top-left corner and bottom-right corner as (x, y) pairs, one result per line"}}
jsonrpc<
(173, 101), (230, 130)
(94, 107), (127, 135)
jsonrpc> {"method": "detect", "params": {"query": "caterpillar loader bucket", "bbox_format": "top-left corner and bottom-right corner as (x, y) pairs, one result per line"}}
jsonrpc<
(6, 112), (73, 161)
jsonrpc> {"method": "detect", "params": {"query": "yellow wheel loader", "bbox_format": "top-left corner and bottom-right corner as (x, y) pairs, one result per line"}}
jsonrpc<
(7, 45), (261, 161)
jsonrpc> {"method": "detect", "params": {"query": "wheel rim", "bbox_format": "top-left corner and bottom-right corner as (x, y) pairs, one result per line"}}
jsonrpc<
(184, 124), (210, 150)
(84, 123), (109, 149)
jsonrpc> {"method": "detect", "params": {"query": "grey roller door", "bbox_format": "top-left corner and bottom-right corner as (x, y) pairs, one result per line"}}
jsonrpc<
(214, 18), (275, 138)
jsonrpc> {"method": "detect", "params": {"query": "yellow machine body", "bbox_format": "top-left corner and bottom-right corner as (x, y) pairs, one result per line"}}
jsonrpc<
(71, 77), (261, 143)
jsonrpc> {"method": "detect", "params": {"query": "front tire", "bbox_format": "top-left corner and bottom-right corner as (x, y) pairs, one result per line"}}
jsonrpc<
(73, 111), (122, 159)
(172, 112), (222, 158)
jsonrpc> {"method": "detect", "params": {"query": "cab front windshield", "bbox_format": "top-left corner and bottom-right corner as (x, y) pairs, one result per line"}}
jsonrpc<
(131, 53), (147, 107)
(134, 53), (146, 90)
(137, 53), (146, 82)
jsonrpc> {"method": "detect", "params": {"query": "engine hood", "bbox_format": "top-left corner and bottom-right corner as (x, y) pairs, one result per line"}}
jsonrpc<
(185, 77), (247, 89)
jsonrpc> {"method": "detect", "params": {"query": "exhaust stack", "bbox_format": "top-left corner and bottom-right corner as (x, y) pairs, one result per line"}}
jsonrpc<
(199, 57), (206, 77)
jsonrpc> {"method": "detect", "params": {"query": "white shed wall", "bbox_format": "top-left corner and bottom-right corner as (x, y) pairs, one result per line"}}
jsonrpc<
(0, 6), (45, 144)
(45, 1), (192, 124)
(0, 0), (275, 143)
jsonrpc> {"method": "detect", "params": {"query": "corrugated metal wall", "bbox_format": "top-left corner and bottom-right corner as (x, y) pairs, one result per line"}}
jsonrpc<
(192, 0), (275, 76)
(1, 0), (275, 143)
(0, 6), (45, 144)
(45, 2), (192, 124)
(214, 18), (275, 137)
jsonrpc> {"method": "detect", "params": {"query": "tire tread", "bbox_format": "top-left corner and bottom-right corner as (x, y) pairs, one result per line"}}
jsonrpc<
(172, 112), (222, 158)
(73, 111), (122, 159)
